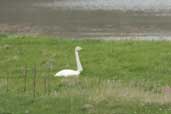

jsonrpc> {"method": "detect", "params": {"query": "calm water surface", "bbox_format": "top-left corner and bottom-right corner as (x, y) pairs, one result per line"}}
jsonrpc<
(1, 0), (171, 39)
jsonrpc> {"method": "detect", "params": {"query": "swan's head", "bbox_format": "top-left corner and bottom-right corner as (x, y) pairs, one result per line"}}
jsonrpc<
(75, 46), (82, 51)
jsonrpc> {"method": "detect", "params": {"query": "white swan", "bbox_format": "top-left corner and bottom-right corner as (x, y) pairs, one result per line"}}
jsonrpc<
(54, 46), (83, 77)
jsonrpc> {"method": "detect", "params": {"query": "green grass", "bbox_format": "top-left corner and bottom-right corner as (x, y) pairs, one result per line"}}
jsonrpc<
(0, 35), (171, 114)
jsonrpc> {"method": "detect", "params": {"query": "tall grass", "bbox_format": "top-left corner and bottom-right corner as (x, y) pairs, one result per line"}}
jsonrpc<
(0, 77), (171, 114)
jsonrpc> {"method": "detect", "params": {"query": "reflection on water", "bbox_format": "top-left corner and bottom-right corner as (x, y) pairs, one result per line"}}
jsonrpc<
(38, 0), (171, 11)
(0, 0), (171, 39)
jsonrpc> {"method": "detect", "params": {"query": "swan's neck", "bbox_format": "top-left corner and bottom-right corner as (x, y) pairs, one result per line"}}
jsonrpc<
(75, 50), (83, 72)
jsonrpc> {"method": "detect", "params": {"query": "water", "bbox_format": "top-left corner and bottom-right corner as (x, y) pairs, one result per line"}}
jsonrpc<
(1, 0), (171, 39)
(38, 0), (171, 11)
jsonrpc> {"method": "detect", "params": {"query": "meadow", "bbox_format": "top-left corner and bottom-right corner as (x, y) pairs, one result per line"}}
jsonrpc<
(0, 35), (171, 114)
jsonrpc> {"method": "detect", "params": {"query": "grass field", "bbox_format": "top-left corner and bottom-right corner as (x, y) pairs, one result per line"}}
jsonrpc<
(0, 35), (171, 114)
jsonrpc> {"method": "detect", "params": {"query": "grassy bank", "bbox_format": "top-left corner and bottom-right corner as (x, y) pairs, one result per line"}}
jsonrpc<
(0, 35), (171, 114)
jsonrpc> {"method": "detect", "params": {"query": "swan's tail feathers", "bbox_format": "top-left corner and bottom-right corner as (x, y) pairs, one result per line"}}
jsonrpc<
(54, 73), (61, 77)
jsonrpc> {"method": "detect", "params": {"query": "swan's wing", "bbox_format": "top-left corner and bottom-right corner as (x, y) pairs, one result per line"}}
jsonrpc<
(55, 69), (80, 77)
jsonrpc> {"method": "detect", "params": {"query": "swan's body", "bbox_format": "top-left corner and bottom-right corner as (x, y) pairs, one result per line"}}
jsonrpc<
(55, 46), (83, 77)
(55, 69), (80, 77)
